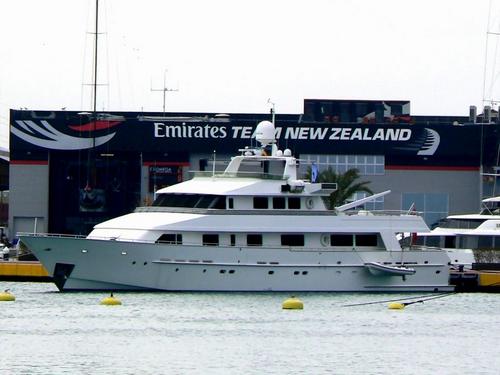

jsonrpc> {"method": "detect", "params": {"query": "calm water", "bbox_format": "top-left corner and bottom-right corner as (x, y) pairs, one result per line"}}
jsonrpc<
(1, 282), (499, 375)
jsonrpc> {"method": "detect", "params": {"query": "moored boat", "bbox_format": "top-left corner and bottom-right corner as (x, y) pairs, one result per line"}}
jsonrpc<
(19, 121), (458, 292)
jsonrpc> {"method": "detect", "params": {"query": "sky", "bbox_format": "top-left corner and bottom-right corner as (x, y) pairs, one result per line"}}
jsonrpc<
(0, 0), (497, 150)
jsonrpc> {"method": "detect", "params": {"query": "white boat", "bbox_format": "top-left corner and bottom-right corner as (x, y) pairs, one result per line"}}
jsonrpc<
(414, 196), (500, 263)
(19, 121), (456, 292)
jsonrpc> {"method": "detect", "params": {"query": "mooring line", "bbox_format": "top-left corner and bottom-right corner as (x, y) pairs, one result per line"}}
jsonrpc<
(342, 292), (455, 307)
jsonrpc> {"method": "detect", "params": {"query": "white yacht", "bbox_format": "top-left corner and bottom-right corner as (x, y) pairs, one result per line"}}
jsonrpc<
(415, 196), (500, 261)
(19, 121), (457, 292)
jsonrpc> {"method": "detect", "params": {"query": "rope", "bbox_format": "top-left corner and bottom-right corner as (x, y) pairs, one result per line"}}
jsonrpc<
(342, 292), (455, 307)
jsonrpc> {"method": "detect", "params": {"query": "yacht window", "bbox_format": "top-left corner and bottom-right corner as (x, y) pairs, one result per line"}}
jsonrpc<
(444, 236), (456, 248)
(202, 234), (219, 246)
(330, 234), (353, 246)
(196, 195), (215, 208)
(228, 198), (234, 209)
(281, 234), (304, 246)
(247, 234), (263, 246)
(212, 196), (226, 209)
(288, 197), (301, 209)
(273, 197), (286, 209)
(253, 197), (269, 209)
(355, 234), (377, 247)
(156, 233), (182, 244)
(152, 193), (228, 209)
(230, 234), (236, 246)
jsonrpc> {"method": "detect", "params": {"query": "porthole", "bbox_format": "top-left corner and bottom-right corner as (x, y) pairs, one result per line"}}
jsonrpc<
(81, 249), (88, 253)
(143, 262), (148, 265)
(132, 261), (136, 265)
(337, 261), (341, 265)
(220, 270), (226, 274)
(302, 271), (308, 275)
(203, 269), (207, 273)
(121, 251), (127, 255)
(320, 234), (329, 247)
(306, 198), (314, 209)
(436, 270), (441, 274)
(229, 270), (235, 274)
(175, 268), (179, 272)
(268, 270), (274, 275)
(293, 271), (300, 275)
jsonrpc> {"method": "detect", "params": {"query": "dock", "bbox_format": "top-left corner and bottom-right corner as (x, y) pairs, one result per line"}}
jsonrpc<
(450, 263), (500, 292)
(0, 260), (52, 282)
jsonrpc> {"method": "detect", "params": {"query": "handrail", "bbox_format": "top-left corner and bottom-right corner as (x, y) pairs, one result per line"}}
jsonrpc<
(190, 171), (287, 180)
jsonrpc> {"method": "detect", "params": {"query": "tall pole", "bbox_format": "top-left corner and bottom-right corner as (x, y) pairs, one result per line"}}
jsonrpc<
(87, 0), (98, 188)
(93, 0), (98, 117)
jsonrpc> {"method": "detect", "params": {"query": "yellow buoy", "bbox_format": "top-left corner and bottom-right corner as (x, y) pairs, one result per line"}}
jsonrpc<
(282, 296), (303, 310)
(388, 302), (405, 310)
(0, 290), (15, 302)
(100, 293), (122, 306)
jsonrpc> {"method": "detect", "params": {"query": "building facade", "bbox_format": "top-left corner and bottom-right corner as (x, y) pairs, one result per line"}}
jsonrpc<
(8, 99), (500, 238)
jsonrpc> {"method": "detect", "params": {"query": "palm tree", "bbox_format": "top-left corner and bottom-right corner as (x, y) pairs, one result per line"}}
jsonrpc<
(305, 166), (373, 210)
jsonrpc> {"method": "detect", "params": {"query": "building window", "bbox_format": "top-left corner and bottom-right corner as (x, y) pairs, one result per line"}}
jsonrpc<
(247, 234), (263, 246)
(156, 233), (182, 244)
(273, 197), (286, 209)
(330, 234), (353, 247)
(402, 193), (449, 227)
(351, 192), (384, 211)
(281, 234), (304, 246)
(253, 197), (268, 209)
(288, 197), (301, 209)
(202, 234), (219, 246)
(230, 234), (236, 246)
(300, 154), (385, 176)
(228, 198), (234, 209)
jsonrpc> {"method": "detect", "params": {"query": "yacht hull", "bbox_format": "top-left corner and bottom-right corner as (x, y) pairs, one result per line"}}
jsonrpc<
(21, 235), (454, 292)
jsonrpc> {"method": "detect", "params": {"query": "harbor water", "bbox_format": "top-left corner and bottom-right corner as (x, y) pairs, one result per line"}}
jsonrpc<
(1, 282), (499, 375)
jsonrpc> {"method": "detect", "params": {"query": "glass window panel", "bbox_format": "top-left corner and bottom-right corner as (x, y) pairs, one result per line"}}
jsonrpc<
(247, 234), (263, 246)
(253, 197), (268, 209)
(402, 193), (425, 212)
(425, 193), (448, 213)
(281, 234), (304, 246)
(273, 197), (286, 209)
(202, 234), (219, 246)
(288, 197), (301, 209)
(356, 234), (378, 246)
(330, 234), (353, 246)
(374, 165), (384, 174)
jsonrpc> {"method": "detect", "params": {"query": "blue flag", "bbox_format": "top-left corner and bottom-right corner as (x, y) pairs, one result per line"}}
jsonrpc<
(311, 163), (319, 183)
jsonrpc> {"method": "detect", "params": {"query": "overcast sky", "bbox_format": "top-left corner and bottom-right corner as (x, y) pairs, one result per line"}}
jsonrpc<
(0, 0), (497, 149)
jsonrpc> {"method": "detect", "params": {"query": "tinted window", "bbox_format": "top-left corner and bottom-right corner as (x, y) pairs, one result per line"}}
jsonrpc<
(202, 234), (219, 246)
(356, 234), (377, 246)
(288, 197), (301, 209)
(247, 234), (263, 246)
(273, 197), (286, 209)
(253, 197), (268, 209)
(330, 234), (353, 246)
(156, 233), (182, 244)
(281, 234), (304, 246)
